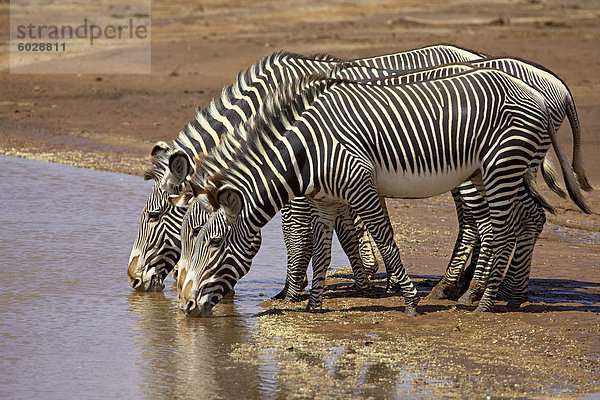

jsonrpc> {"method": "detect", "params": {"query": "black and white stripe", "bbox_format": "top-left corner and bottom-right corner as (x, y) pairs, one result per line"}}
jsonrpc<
(173, 69), (586, 317)
(130, 45), (486, 294)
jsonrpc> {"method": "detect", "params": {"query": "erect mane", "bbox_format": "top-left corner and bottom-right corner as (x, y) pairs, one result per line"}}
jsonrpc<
(327, 60), (363, 77)
(171, 50), (341, 169)
(308, 52), (341, 62)
(218, 50), (338, 110)
(192, 73), (340, 194)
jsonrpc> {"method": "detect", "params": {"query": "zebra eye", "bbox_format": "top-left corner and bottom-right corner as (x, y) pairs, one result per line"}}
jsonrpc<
(148, 211), (161, 221)
(192, 226), (202, 236)
(209, 237), (223, 247)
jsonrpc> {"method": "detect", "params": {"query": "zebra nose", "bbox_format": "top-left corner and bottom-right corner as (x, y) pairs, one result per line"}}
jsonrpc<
(132, 278), (143, 290)
(184, 299), (197, 316)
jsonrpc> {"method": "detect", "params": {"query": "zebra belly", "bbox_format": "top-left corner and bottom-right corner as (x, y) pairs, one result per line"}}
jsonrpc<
(375, 166), (476, 198)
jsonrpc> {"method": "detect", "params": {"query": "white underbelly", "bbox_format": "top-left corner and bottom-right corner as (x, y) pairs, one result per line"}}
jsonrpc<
(375, 166), (477, 198)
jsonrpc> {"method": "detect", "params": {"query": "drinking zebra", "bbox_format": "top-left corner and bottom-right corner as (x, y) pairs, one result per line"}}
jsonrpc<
(170, 69), (585, 317)
(128, 45), (486, 294)
(359, 58), (590, 308)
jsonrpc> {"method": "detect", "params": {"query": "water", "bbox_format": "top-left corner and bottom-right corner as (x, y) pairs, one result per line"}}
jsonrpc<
(0, 155), (353, 399)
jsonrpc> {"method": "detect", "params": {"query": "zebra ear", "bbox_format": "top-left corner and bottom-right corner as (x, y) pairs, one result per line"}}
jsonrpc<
(217, 187), (243, 223)
(151, 141), (171, 158)
(168, 151), (191, 186)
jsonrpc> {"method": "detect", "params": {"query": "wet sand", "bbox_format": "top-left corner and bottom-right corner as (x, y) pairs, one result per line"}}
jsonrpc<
(1, 0), (599, 397)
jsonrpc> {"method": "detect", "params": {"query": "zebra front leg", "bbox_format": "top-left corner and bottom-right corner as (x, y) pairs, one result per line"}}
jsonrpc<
(274, 199), (312, 301)
(333, 204), (371, 297)
(306, 200), (337, 312)
(349, 189), (419, 316)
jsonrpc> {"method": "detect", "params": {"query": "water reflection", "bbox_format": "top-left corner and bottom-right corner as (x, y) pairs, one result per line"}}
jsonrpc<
(0, 155), (351, 399)
(126, 289), (264, 399)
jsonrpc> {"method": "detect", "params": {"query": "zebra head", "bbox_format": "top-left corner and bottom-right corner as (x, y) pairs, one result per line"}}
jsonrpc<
(175, 199), (212, 297)
(127, 142), (193, 292)
(177, 188), (262, 317)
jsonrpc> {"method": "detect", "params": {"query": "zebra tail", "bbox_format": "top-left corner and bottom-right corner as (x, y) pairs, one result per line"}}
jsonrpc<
(524, 169), (556, 214)
(566, 93), (593, 191)
(546, 113), (592, 214)
(540, 157), (566, 198)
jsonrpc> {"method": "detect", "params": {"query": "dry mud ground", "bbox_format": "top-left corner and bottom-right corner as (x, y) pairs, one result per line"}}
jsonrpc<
(1, 0), (599, 398)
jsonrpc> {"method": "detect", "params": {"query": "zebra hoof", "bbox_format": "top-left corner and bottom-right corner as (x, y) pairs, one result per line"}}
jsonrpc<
(457, 291), (475, 306)
(404, 305), (418, 317)
(306, 302), (323, 313)
(473, 303), (493, 312)
(506, 298), (526, 311)
(354, 283), (372, 297)
(425, 282), (451, 300)
(403, 295), (420, 317)
(284, 295), (302, 302)
(457, 285), (483, 306)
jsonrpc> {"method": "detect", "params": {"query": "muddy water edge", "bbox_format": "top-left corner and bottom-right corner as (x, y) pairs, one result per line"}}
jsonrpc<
(0, 154), (367, 399)
(0, 154), (599, 399)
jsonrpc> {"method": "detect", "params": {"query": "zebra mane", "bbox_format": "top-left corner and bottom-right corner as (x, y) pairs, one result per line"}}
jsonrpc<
(219, 50), (339, 109)
(193, 73), (338, 195)
(327, 60), (364, 77)
(308, 52), (341, 62)
(435, 42), (488, 58)
(171, 50), (341, 168)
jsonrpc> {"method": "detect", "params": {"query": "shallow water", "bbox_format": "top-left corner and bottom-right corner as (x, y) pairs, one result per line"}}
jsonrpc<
(0, 155), (355, 399)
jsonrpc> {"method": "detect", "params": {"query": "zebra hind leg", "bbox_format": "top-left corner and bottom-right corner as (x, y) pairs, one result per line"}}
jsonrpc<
(333, 204), (372, 297)
(428, 186), (482, 301)
(473, 177), (520, 312)
(455, 183), (495, 305)
(506, 187), (546, 310)
(306, 200), (338, 312)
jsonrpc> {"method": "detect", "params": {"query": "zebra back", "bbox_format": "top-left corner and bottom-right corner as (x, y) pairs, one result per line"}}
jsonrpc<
(350, 43), (485, 70)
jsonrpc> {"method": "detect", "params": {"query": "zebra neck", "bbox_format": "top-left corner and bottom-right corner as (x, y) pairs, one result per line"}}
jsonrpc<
(172, 53), (336, 164)
(231, 134), (307, 230)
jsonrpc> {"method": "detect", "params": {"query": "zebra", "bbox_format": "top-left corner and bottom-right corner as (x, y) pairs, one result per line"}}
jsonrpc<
(169, 69), (587, 317)
(128, 45), (486, 293)
(127, 142), (187, 291)
(128, 51), (352, 292)
(279, 59), (590, 309)
(357, 58), (591, 308)
(430, 57), (591, 307)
